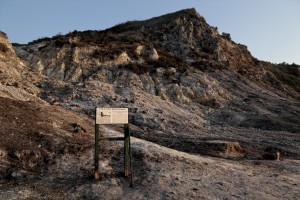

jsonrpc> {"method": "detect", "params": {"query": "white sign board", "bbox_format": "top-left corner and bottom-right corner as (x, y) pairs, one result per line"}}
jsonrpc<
(96, 108), (128, 124)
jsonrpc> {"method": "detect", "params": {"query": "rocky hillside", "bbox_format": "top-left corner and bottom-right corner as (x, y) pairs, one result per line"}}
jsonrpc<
(0, 32), (41, 101)
(13, 8), (300, 134)
(1, 8), (300, 199)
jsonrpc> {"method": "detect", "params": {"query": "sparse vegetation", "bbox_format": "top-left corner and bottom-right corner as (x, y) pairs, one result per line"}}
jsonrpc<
(119, 62), (155, 75)
(105, 8), (202, 33)
(92, 48), (123, 61)
(277, 62), (300, 76)
(11, 43), (23, 46)
(28, 36), (52, 45)
(54, 37), (69, 48)
(148, 50), (188, 73)
(0, 31), (8, 39)
(222, 32), (231, 40)
(271, 64), (300, 92)
(0, 42), (8, 53)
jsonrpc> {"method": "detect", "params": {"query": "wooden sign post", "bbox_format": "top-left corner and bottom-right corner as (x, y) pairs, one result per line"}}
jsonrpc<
(95, 108), (133, 186)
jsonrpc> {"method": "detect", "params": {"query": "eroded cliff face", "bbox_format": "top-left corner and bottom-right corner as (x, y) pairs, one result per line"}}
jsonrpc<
(16, 43), (228, 107)
(13, 9), (249, 106)
(11, 8), (300, 136)
(0, 32), (40, 101)
(0, 31), (25, 84)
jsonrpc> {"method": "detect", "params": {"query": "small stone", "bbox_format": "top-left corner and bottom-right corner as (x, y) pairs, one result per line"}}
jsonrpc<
(11, 171), (22, 178)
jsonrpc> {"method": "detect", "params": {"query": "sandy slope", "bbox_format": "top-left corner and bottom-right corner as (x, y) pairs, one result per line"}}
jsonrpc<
(1, 127), (299, 200)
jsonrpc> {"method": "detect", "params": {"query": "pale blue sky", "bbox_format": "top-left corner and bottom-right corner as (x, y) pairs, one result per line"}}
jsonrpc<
(0, 0), (299, 64)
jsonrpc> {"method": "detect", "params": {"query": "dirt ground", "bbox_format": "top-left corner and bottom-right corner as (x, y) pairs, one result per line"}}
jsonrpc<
(0, 97), (299, 199)
(1, 135), (299, 200)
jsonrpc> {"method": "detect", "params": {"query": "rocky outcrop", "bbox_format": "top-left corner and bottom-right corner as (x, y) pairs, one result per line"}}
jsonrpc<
(0, 32), (25, 84)
(0, 32), (40, 101)
(11, 8), (300, 135)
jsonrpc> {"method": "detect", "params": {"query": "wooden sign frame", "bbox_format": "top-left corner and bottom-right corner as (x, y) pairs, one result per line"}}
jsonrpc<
(94, 107), (133, 187)
(96, 108), (128, 124)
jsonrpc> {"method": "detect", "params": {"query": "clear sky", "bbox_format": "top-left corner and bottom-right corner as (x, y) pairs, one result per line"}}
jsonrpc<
(0, 0), (299, 64)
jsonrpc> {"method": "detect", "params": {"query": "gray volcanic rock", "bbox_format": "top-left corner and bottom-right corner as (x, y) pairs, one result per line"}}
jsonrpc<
(13, 9), (300, 136)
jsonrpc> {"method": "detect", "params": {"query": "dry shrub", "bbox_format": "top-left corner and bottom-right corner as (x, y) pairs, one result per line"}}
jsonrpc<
(0, 43), (8, 53)
(119, 63), (154, 75)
